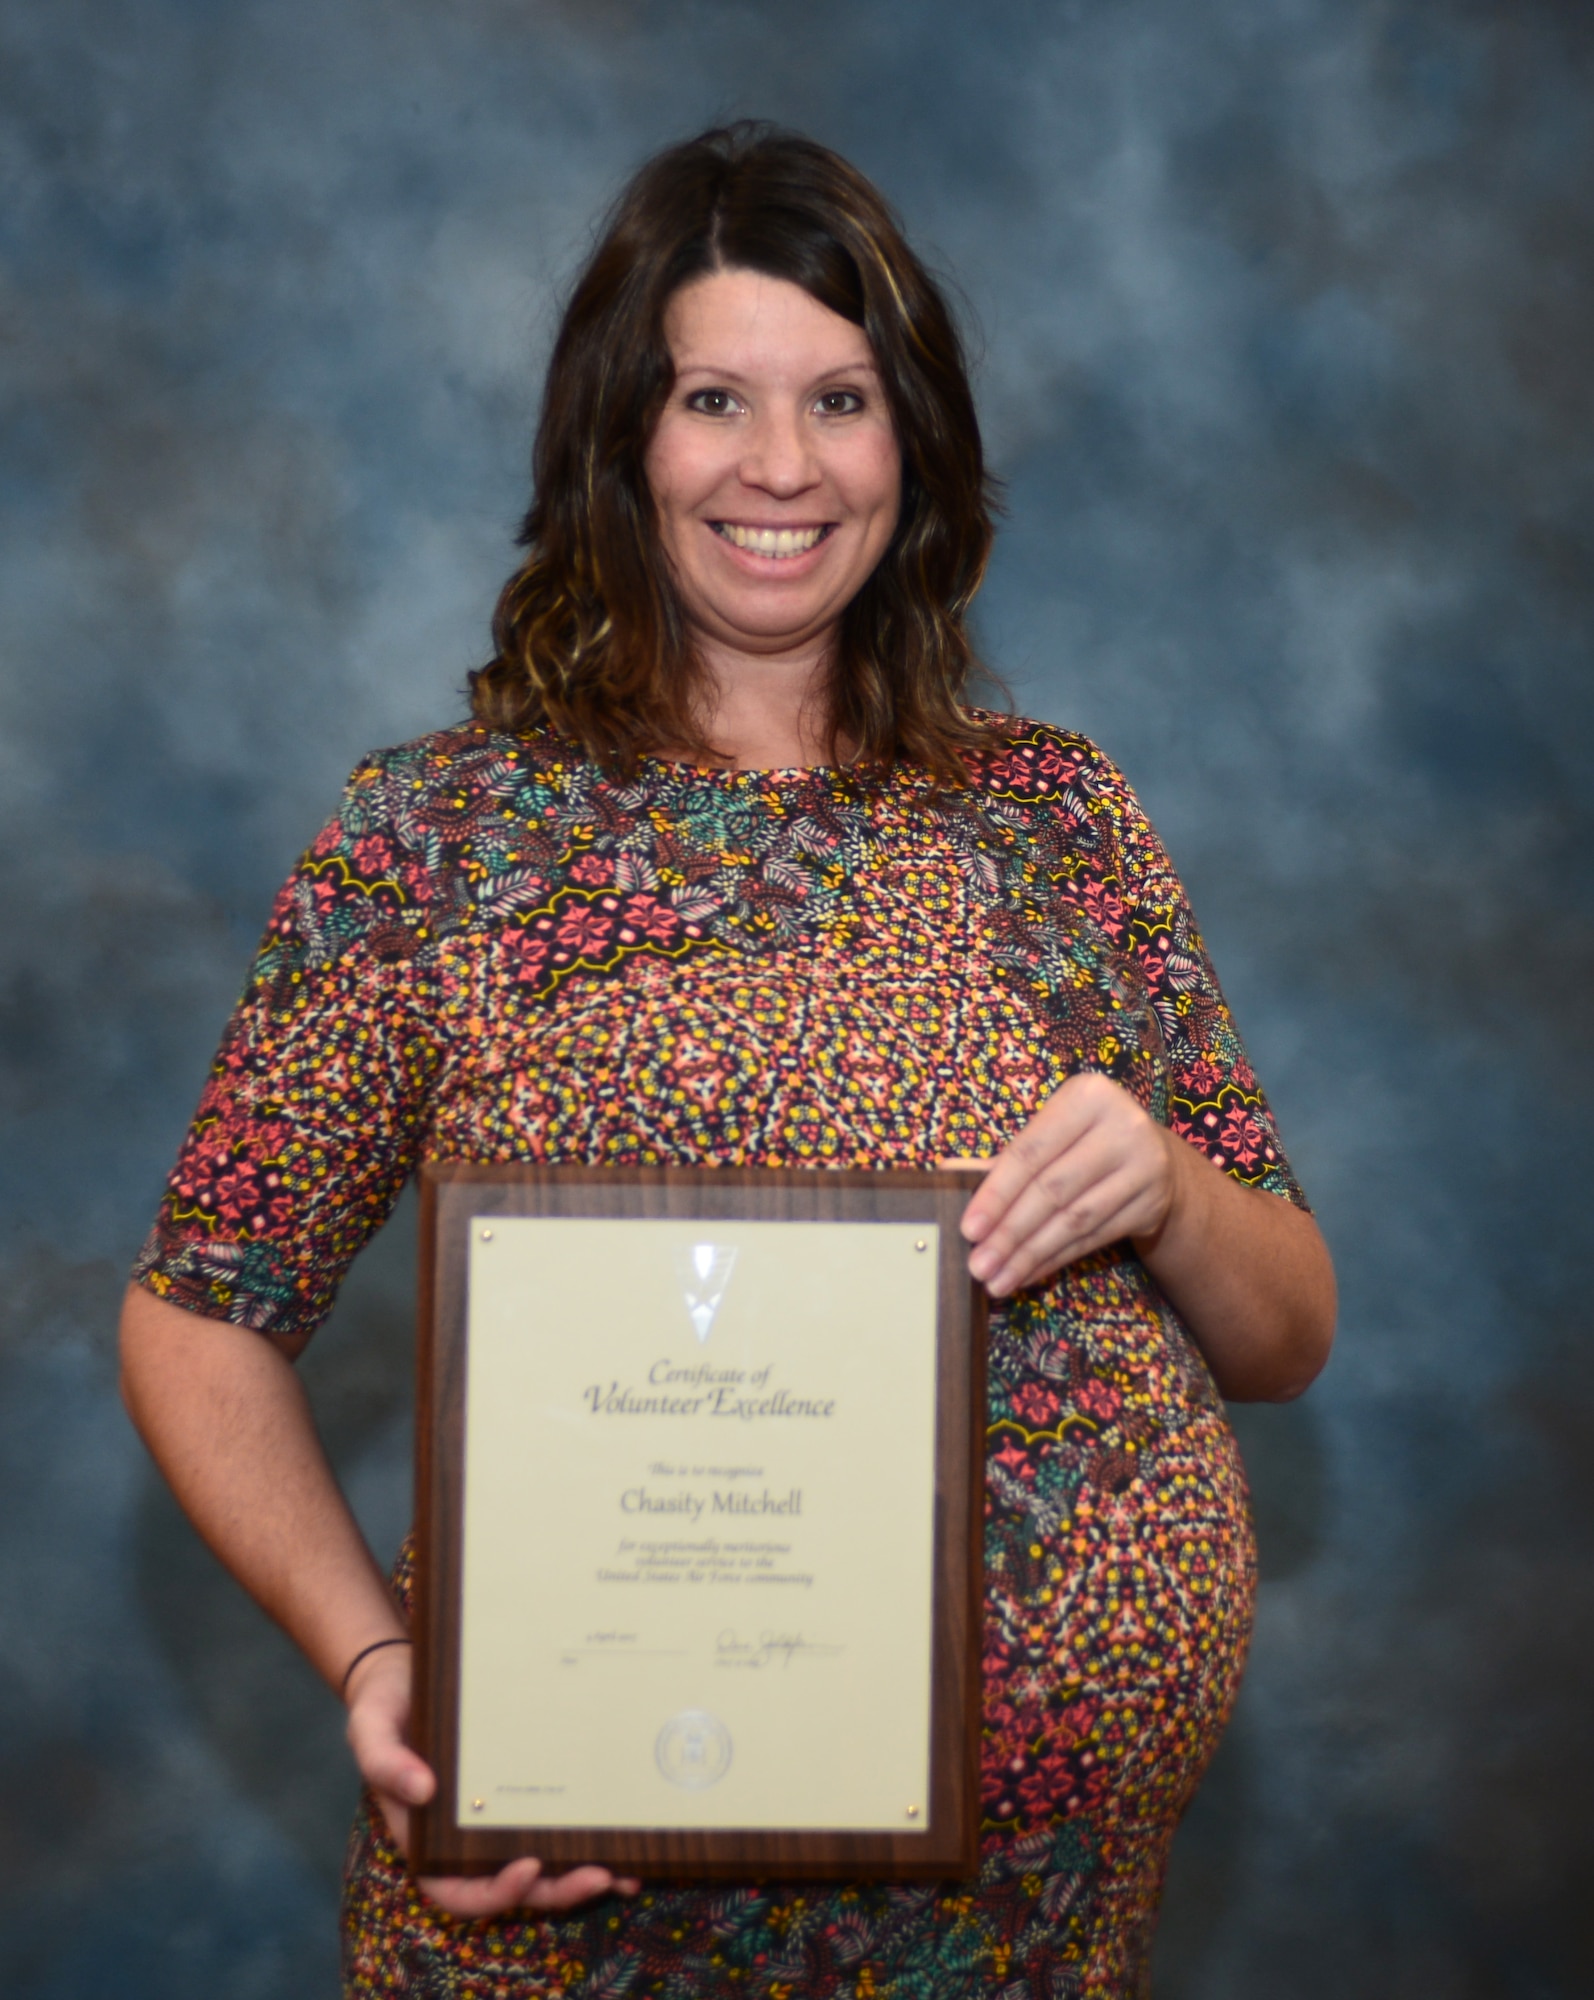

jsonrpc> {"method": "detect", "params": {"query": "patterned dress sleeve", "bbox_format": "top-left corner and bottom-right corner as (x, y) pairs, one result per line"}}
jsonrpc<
(1072, 741), (1308, 1208)
(131, 750), (449, 1353)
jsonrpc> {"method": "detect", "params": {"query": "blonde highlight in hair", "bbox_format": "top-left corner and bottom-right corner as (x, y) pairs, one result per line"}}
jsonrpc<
(471, 122), (1001, 779)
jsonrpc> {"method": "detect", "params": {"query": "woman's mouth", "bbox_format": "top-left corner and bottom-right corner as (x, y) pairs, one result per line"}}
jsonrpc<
(712, 523), (833, 559)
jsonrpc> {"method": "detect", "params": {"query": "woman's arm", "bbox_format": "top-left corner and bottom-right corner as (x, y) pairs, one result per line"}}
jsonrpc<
(947, 1072), (1335, 1401)
(118, 1283), (635, 1913)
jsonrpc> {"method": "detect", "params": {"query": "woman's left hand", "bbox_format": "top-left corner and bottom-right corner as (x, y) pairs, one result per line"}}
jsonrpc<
(944, 1071), (1181, 1297)
(942, 1069), (1336, 1402)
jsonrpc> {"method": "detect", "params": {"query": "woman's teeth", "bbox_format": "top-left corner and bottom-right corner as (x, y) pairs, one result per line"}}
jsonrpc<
(715, 523), (828, 558)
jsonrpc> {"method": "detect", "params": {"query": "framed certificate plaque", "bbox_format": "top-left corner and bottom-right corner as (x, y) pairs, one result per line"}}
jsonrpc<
(410, 1164), (987, 1880)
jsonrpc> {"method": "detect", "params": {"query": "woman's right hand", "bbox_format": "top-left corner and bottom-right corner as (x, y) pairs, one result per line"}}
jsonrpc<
(117, 1291), (633, 1916)
(345, 1643), (640, 1917)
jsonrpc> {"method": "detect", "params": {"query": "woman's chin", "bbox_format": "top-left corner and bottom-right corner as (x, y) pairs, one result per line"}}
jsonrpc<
(687, 605), (841, 659)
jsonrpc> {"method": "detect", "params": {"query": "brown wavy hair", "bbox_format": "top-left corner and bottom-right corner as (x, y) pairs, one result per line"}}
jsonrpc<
(470, 121), (1001, 777)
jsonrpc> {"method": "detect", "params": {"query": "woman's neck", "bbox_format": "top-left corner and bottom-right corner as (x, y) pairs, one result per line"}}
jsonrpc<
(670, 634), (850, 771)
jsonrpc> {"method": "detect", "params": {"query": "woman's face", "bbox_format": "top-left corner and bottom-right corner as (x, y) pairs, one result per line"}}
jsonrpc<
(644, 266), (902, 665)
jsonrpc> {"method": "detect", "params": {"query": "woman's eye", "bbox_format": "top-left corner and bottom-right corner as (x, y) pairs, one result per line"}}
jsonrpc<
(815, 390), (864, 416)
(686, 389), (739, 416)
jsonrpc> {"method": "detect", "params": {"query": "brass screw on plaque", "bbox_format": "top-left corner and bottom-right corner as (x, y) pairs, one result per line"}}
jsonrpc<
(480, 1228), (493, 1242)
(471, 1798), (485, 1812)
(915, 1239), (927, 1252)
(905, 1805), (920, 1818)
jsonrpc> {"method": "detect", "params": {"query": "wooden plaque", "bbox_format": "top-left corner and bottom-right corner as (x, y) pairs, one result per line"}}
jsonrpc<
(410, 1164), (987, 1880)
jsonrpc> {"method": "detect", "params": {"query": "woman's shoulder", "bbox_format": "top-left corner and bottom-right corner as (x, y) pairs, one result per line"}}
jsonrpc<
(262, 724), (579, 970)
(321, 720), (585, 838)
(959, 708), (1130, 805)
(293, 721), (576, 888)
(342, 720), (570, 797)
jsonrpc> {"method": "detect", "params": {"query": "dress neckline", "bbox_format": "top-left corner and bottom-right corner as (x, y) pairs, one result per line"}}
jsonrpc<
(634, 751), (857, 785)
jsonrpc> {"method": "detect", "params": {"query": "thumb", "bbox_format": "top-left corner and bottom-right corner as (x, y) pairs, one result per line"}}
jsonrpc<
(373, 1744), (435, 1808)
(348, 1704), (436, 1808)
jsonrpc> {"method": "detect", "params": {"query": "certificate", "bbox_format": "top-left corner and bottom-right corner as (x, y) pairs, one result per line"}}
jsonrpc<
(410, 1166), (986, 1880)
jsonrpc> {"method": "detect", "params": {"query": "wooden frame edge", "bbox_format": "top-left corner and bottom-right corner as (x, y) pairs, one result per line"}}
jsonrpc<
(408, 1164), (988, 1881)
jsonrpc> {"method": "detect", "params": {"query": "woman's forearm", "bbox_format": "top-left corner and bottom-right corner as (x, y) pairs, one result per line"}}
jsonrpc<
(118, 1283), (406, 1692)
(1133, 1133), (1336, 1402)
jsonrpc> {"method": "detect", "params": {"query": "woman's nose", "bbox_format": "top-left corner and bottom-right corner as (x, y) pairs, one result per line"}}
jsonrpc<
(738, 409), (819, 495)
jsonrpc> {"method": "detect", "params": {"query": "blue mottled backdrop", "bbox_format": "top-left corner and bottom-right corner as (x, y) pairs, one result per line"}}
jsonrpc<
(2, 1), (1591, 1993)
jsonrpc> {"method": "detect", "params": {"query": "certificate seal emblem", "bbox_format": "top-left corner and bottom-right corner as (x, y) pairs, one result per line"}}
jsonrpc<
(655, 1709), (733, 1789)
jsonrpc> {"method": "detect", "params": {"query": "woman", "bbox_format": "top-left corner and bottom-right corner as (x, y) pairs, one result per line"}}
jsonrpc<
(121, 123), (1334, 1998)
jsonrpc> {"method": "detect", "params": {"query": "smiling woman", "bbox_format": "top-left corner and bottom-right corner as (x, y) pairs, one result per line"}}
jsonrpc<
(472, 125), (995, 777)
(119, 121), (1333, 2000)
(642, 268), (903, 763)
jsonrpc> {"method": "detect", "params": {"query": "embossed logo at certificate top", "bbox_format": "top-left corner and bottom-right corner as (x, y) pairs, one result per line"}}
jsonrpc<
(656, 1709), (734, 1789)
(674, 1242), (738, 1344)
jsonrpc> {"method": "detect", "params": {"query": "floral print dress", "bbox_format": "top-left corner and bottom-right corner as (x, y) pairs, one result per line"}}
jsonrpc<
(135, 714), (1306, 2000)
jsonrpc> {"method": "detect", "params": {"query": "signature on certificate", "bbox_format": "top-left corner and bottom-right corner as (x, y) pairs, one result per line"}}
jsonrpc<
(715, 1628), (845, 1669)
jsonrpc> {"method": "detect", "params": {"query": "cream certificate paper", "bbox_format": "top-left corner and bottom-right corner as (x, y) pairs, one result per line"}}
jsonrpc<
(456, 1216), (940, 1831)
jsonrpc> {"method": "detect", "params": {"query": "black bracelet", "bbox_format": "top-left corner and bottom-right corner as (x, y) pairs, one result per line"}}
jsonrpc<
(341, 1635), (412, 1698)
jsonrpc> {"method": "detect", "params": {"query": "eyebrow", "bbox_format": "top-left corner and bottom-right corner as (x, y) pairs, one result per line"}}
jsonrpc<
(670, 358), (882, 384)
